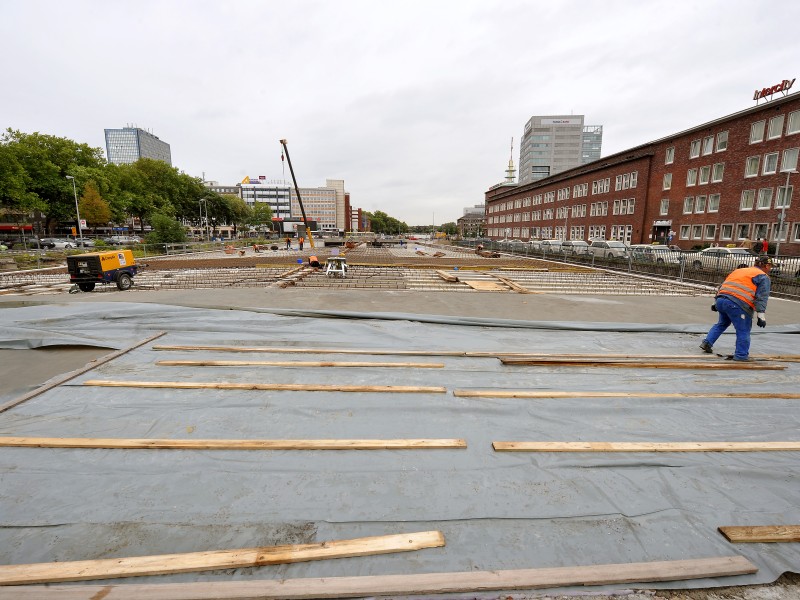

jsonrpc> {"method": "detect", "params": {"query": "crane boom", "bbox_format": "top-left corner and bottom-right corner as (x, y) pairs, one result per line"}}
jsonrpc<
(279, 139), (314, 249)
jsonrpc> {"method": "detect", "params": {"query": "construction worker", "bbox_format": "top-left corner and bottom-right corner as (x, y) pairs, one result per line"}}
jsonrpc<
(298, 236), (305, 251)
(308, 255), (321, 268)
(700, 255), (773, 361)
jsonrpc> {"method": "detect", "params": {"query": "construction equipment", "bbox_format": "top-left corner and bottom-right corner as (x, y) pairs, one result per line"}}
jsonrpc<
(67, 249), (137, 291)
(279, 139), (315, 249)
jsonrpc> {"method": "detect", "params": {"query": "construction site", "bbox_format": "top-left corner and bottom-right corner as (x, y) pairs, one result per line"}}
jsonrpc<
(0, 240), (798, 599)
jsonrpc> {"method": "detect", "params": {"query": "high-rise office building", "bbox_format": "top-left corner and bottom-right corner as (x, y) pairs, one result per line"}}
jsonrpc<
(104, 126), (172, 166)
(518, 115), (602, 185)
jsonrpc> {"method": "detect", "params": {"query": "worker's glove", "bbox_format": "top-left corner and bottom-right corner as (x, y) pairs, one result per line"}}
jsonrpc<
(711, 303), (717, 312)
(757, 313), (766, 328)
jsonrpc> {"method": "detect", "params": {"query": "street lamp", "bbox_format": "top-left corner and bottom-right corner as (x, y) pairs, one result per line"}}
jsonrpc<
(198, 199), (210, 242)
(775, 168), (796, 257)
(65, 175), (84, 245)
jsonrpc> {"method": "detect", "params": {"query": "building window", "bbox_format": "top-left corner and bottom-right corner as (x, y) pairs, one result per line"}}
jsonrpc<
(740, 189), (755, 210)
(630, 171), (637, 187)
(763, 152), (779, 175)
(663, 173), (672, 190)
(690, 139), (701, 158)
(721, 224), (733, 240)
(757, 188), (773, 209)
(699, 165), (711, 185)
(776, 185), (793, 209)
(615, 175), (622, 191)
(793, 223), (800, 242)
(750, 120), (766, 144)
(753, 223), (769, 241)
(695, 195), (707, 213)
(683, 197), (694, 214)
(708, 193), (720, 212)
(712, 163), (724, 183)
(716, 131), (728, 152)
(736, 224), (751, 240)
(680, 224), (691, 239)
(768, 115), (785, 139)
(783, 147), (799, 172)
(660, 198), (669, 215)
(686, 169), (697, 186)
(665, 147), (675, 164)
(745, 156), (760, 177)
(788, 110), (800, 135)
(692, 225), (703, 239)
(702, 136), (714, 155)
(704, 224), (717, 239)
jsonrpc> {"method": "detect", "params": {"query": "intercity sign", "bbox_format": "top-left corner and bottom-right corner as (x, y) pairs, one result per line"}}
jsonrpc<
(753, 78), (795, 101)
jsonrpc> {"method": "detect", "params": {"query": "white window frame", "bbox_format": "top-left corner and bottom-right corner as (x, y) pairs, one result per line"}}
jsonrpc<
(659, 198), (669, 216)
(615, 175), (622, 191)
(716, 130), (728, 152)
(686, 168), (697, 186)
(763, 152), (779, 175)
(683, 197), (694, 214)
(712, 163), (724, 183)
(630, 171), (637, 188)
(702, 136), (714, 155)
(782, 147), (799, 172)
(665, 146), (675, 164)
(750, 120), (766, 144)
(745, 156), (760, 177)
(690, 139), (701, 158)
(736, 224), (750, 240)
(663, 173), (672, 190)
(721, 224), (733, 240)
(692, 225), (703, 239)
(740, 189), (755, 211)
(788, 110), (800, 136)
(704, 224), (717, 240)
(695, 195), (707, 213)
(768, 115), (785, 140)
(708, 193), (720, 213)
(757, 188), (773, 210)
(699, 165), (711, 185)
(680, 224), (691, 239)
(776, 185), (793, 209)
(627, 198), (635, 215)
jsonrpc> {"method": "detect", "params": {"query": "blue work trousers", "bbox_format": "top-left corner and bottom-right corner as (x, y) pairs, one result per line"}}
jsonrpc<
(704, 296), (753, 360)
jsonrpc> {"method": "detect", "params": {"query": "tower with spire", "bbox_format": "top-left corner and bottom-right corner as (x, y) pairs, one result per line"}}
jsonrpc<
(505, 137), (516, 183)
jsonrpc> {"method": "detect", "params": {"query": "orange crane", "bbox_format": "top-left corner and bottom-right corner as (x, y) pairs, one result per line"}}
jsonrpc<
(279, 139), (315, 250)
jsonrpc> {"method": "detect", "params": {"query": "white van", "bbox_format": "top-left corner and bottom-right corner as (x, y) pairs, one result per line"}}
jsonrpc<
(561, 240), (589, 255)
(540, 239), (563, 253)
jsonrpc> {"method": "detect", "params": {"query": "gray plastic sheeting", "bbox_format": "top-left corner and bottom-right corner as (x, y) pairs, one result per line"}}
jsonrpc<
(0, 302), (799, 593)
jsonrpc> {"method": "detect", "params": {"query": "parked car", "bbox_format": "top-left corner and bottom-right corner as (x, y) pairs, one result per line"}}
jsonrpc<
(587, 239), (629, 260)
(0, 236), (55, 250)
(103, 235), (142, 245)
(629, 244), (683, 264)
(40, 238), (76, 249)
(528, 239), (543, 250)
(540, 239), (563, 253)
(687, 247), (763, 271)
(561, 240), (590, 255)
(72, 238), (96, 248)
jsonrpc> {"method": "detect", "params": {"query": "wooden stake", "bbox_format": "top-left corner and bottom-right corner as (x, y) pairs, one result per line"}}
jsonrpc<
(0, 556), (757, 598)
(454, 390), (800, 400)
(493, 441), (800, 452)
(83, 380), (446, 393)
(718, 525), (800, 543)
(0, 437), (466, 450)
(156, 360), (444, 369)
(0, 531), (445, 586)
(0, 332), (167, 415)
(500, 358), (785, 370)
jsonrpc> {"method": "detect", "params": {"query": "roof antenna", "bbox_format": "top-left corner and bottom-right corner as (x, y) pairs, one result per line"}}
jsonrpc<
(505, 137), (516, 183)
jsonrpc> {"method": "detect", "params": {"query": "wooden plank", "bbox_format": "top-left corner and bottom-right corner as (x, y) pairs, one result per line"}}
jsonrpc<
(489, 274), (533, 294)
(454, 389), (800, 399)
(0, 332), (167, 415)
(493, 441), (800, 452)
(0, 531), (445, 586)
(434, 269), (459, 282)
(500, 358), (785, 370)
(83, 380), (447, 393)
(718, 525), (800, 543)
(0, 437), (467, 450)
(156, 360), (444, 369)
(0, 556), (757, 598)
(463, 280), (507, 291)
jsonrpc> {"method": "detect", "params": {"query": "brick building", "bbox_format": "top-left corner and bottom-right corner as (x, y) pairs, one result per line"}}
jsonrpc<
(485, 88), (800, 256)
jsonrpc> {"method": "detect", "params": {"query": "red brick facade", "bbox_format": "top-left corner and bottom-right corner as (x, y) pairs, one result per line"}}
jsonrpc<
(486, 92), (800, 256)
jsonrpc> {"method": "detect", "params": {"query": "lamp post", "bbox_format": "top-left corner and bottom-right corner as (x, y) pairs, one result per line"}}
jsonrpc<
(775, 168), (796, 257)
(65, 175), (84, 245)
(198, 199), (209, 242)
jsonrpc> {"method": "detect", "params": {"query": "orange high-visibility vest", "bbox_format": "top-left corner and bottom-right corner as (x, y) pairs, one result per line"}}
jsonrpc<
(718, 267), (762, 309)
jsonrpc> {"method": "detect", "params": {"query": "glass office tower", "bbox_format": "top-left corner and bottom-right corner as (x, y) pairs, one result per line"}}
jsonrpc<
(104, 126), (172, 165)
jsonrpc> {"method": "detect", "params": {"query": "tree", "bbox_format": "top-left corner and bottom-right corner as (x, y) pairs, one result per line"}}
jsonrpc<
(247, 200), (273, 233)
(79, 182), (111, 227)
(440, 222), (458, 235)
(145, 213), (187, 245)
(220, 195), (251, 238)
(365, 210), (408, 235)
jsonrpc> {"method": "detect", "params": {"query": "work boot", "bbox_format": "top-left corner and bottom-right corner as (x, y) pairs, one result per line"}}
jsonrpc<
(732, 356), (751, 362)
(699, 340), (713, 354)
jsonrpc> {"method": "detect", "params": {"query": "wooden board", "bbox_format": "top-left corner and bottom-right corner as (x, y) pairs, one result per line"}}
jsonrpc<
(0, 531), (445, 586)
(434, 269), (459, 282)
(83, 380), (446, 393)
(156, 360), (444, 369)
(463, 280), (507, 291)
(489, 274), (533, 294)
(718, 525), (800, 543)
(493, 441), (800, 452)
(0, 332), (167, 415)
(0, 556), (757, 598)
(0, 437), (466, 450)
(454, 389), (800, 400)
(500, 358), (785, 370)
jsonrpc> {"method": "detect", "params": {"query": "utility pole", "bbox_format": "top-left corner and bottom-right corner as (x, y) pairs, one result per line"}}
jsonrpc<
(279, 139), (315, 249)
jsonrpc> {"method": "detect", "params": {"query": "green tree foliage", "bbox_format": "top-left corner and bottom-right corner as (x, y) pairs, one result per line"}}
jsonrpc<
(365, 210), (408, 234)
(247, 200), (273, 233)
(145, 213), (187, 244)
(220, 195), (252, 238)
(79, 182), (112, 226)
(440, 221), (458, 235)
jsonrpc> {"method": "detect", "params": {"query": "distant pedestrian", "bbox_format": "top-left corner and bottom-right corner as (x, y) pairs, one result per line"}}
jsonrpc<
(299, 236), (305, 251)
(285, 236), (291, 250)
(699, 255), (773, 361)
(761, 238), (768, 254)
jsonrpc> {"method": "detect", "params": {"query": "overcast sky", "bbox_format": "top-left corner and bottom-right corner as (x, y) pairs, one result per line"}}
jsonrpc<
(3, 1), (799, 226)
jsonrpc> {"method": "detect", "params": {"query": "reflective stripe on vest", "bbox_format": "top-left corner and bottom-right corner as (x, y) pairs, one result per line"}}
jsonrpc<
(718, 267), (762, 309)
